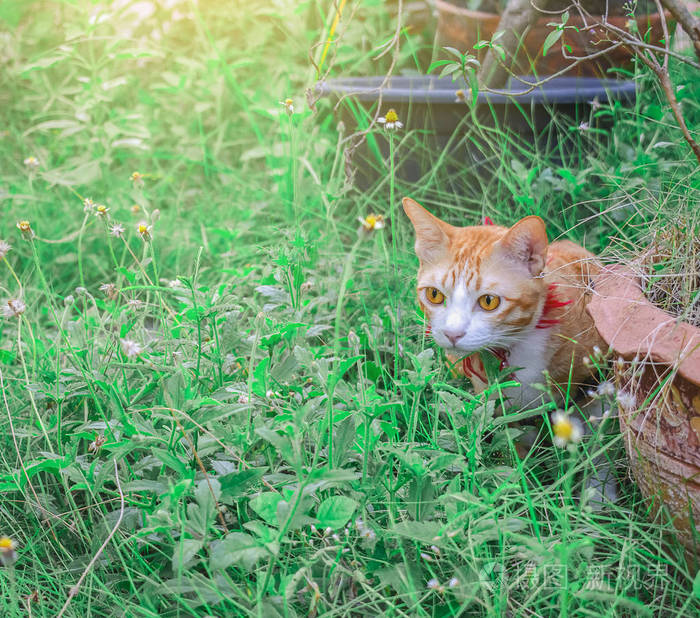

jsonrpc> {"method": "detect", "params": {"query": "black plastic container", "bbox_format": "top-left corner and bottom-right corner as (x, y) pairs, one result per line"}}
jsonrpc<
(316, 75), (636, 189)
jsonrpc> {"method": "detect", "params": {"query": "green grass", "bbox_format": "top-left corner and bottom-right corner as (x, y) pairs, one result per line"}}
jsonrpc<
(1, 1), (700, 616)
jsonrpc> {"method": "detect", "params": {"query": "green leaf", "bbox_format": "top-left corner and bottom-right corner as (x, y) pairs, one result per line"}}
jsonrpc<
(316, 496), (358, 529)
(442, 46), (464, 60)
(152, 448), (188, 478)
(543, 28), (563, 57)
(392, 521), (444, 544)
(252, 357), (270, 397)
(219, 469), (264, 500)
(172, 538), (202, 571)
(694, 569), (700, 599)
(438, 62), (461, 80)
(249, 492), (285, 526)
(210, 532), (267, 571)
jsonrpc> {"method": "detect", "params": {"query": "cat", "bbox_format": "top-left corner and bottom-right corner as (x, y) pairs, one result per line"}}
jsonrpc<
(402, 197), (606, 406)
(403, 197), (617, 502)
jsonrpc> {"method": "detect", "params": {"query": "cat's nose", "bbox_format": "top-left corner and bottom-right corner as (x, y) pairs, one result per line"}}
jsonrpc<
(443, 329), (465, 346)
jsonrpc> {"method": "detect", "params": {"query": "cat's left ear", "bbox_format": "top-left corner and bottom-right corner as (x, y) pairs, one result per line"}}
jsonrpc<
(496, 215), (548, 276)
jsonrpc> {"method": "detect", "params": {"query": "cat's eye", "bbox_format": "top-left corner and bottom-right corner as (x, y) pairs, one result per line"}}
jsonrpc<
(426, 287), (445, 305)
(478, 294), (501, 311)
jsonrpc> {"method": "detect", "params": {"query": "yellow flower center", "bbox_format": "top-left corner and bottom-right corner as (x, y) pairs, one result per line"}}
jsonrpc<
(97, 206), (107, 213)
(138, 224), (148, 234)
(17, 221), (31, 231)
(0, 537), (15, 550)
(456, 90), (464, 98)
(365, 215), (377, 227)
(385, 109), (399, 123)
(284, 98), (293, 106)
(553, 418), (573, 441)
(131, 204), (141, 213)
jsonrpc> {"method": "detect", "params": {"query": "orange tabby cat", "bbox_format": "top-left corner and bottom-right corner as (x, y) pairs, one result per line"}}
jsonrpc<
(403, 197), (606, 406)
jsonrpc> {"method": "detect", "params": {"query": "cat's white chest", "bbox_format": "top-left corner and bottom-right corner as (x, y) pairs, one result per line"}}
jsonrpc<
(504, 328), (554, 407)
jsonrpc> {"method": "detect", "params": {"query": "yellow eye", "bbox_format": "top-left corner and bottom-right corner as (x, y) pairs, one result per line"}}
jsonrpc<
(478, 294), (501, 311)
(426, 287), (445, 305)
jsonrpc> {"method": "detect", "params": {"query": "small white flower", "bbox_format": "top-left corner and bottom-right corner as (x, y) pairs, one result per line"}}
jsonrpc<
(0, 241), (11, 259)
(427, 578), (444, 593)
(75, 286), (87, 295)
(279, 98), (294, 115)
(358, 214), (385, 231)
(237, 394), (249, 405)
(2, 298), (27, 318)
(588, 96), (601, 111)
(126, 298), (142, 309)
(64, 295), (75, 306)
(137, 222), (152, 241)
(109, 223), (125, 238)
(23, 156), (39, 170)
(551, 410), (583, 448)
(0, 536), (17, 566)
(95, 205), (109, 218)
(16, 220), (34, 239)
(83, 198), (96, 213)
(596, 381), (616, 398)
(377, 108), (403, 131)
(120, 339), (142, 358)
(578, 121), (590, 132)
(131, 171), (144, 188)
(361, 528), (376, 541)
(99, 283), (118, 299)
(593, 345), (602, 358)
(448, 577), (459, 588)
(455, 89), (467, 103)
(616, 390), (636, 411)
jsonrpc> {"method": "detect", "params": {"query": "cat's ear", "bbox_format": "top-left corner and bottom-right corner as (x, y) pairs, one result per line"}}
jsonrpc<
(496, 215), (548, 276)
(402, 197), (452, 263)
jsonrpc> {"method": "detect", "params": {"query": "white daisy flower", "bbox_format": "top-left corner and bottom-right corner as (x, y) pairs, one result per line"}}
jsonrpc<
(83, 198), (96, 213)
(280, 98), (294, 115)
(2, 298), (27, 318)
(137, 222), (152, 242)
(551, 410), (583, 448)
(377, 108), (403, 131)
(358, 214), (385, 231)
(109, 223), (125, 238)
(99, 283), (118, 300)
(0, 240), (11, 259)
(616, 390), (636, 411)
(23, 156), (39, 170)
(120, 339), (142, 358)
(596, 381), (616, 397)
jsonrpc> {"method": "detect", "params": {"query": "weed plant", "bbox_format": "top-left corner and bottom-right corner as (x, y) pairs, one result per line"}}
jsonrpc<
(0, 1), (699, 616)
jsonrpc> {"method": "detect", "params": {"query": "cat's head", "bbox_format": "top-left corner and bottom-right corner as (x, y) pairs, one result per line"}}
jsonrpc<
(403, 197), (549, 355)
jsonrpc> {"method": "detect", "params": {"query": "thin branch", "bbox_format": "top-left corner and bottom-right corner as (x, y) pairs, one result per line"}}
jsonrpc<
(660, 0), (700, 60)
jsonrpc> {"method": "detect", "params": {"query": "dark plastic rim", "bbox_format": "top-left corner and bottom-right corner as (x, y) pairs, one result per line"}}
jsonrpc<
(315, 75), (636, 104)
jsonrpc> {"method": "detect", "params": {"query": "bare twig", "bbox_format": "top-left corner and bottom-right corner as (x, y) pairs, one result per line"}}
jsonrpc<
(660, 0), (700, 60)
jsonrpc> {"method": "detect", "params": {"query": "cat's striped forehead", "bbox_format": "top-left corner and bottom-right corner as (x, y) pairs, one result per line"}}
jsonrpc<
(430, 225), (509, 287)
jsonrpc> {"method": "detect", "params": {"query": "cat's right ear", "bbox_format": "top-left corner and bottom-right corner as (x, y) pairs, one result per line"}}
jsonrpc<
(402, 198), (452, 264)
